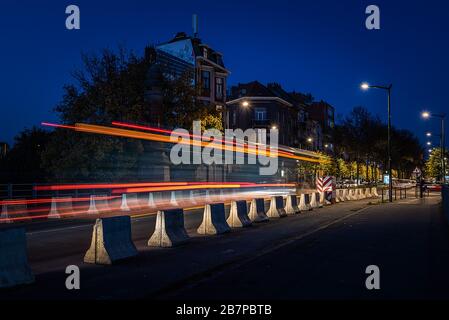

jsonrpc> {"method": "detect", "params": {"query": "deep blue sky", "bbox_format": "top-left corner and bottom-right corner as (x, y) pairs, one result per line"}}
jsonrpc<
(1, 0), (448, 148)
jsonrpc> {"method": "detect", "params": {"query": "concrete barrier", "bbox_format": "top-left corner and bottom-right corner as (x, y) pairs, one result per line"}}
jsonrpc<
(343, 189), (351, 201)
(358, 188), (366, 199)
(315, 192), (324, 208)
(169, 191), (179, 207)
(197, 203), (231, 235)
(285, 195), (300, 215)
(372, 187), (380, 197)
(148, 209), (189, 247)
(365, 188), (372, 198)
(148, 193), (157, 208)
(335, 190), (341, 203)
(319, 191), (329, 206)
(87, 194), (110, 215)
(248, 198), (269, 222)
(337, 190), (345, 203)
(84, 216), (138, 265)
(189, 190), (197, 205)
(309, 193), (320, 209)
(205, 190), (213, 203)
(0, 228), (34, 288)
(48, 196), (73, 219)
(227, 200), (252, 227)
(267, 196), (287, 218)
(298, 193), (309, 211)
(120, 194), (131, 211)
(349, 189), (357, 200)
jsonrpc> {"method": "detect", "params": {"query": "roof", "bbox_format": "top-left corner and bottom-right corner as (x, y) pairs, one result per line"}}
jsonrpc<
(156, 32), (226, 69)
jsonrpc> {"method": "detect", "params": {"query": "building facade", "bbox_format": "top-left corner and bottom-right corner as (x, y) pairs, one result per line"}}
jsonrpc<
(145, 32), (230, 127)
(226, 81), (328, 151)
(307, 100), (335, 150)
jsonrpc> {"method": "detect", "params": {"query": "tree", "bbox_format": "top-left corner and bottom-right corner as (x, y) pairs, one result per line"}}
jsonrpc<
(425, 148), (449, 181)
(1, 127), (52, 182)
(42, 46), (223, 182)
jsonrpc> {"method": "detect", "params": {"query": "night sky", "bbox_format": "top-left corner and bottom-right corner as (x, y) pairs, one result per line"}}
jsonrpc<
(1, 0), (448, 147)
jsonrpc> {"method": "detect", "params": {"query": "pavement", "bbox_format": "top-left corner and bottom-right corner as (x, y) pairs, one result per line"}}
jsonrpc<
(1, 193), (448, 300)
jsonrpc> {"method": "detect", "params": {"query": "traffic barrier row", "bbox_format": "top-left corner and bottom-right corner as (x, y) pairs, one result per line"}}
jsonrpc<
(335, 187), (380, 203)
(0, 188), (384, 287)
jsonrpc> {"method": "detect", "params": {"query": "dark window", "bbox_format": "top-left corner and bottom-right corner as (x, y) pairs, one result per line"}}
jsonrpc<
(201, 70), (210, 96)
(216, 77), (224, 100)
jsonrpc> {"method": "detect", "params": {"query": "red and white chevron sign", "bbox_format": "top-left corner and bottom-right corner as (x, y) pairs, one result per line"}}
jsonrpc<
(317, 176), (333, 192)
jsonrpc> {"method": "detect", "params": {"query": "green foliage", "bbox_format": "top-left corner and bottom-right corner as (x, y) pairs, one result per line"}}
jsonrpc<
(333, 106), (424, 181)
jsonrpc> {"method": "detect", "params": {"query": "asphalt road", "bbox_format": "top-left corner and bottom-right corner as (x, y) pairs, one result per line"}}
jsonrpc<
(1, 194), (447, 299)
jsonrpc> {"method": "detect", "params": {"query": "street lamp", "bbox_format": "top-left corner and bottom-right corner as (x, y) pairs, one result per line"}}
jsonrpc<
(421, 111), (446, 184)
(361, 82), (393, 201)
(427, 141), (432, 146)
(426, 132), (432, 137)
(242, 101), (250, 108)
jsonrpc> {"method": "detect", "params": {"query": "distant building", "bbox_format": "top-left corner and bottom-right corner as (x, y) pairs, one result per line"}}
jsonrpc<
(145, 31), (230, 127)
(307, 100), (335, 150)
(226, 81), (300, 147)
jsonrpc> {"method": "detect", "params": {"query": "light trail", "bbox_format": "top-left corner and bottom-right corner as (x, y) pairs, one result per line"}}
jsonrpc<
(41, 122), (324, 163)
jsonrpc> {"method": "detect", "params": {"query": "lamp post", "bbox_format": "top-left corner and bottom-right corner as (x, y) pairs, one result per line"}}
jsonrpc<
(422, 111), (446, 184)
(361, 82), (393, 202)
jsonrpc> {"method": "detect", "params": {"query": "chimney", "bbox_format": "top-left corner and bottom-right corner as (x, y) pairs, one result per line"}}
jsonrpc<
(192, 14), (198, 38)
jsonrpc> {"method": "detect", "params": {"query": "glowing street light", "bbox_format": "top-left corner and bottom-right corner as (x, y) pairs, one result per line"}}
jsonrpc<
(427, 141), (432, 146)
(307, 137), (313, 143)
(361, 81), (393, 201)
(271, 125), (277, 130)
(426, 132), (432, 137)
(421, 110), (446, 183)
(421, 111), (430, 119)
(241, 101), (249, 108)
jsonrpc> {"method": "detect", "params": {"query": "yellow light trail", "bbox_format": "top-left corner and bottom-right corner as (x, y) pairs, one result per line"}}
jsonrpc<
(68, 123), (324, 164)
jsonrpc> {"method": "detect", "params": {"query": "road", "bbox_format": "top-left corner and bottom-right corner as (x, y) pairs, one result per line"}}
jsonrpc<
(1, 193), (448, 299)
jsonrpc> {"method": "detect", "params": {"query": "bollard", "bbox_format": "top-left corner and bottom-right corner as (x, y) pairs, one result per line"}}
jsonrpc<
(84, 216), (138, 265)
(0, 228), (34, 288)
(266, 196), (287, 218)
(227, 200), (252, 227)
(197, 203), (231, 235)
(148, 209), (189, 247)
(285, 195), (300, 215)
(248, 198), (269, 222)
(87, 194), (110, 215)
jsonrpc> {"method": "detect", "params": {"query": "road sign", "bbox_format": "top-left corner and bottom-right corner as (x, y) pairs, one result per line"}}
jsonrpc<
(413, 167), (422, 176)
